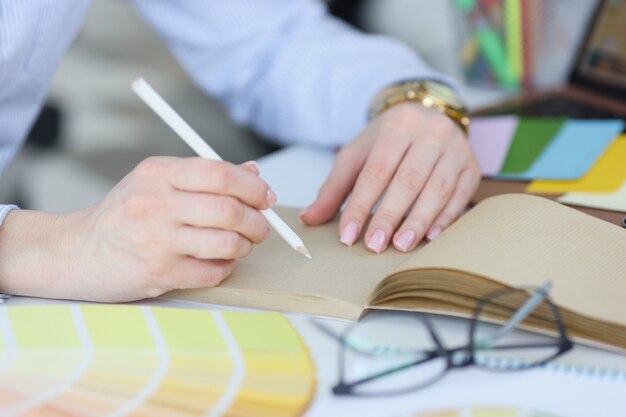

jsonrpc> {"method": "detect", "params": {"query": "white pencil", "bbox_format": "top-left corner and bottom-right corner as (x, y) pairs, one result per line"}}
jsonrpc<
(132, 77), (312, 260)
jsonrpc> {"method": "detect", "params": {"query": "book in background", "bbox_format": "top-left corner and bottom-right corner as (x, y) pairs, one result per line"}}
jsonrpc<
(456, 0), (597, 90)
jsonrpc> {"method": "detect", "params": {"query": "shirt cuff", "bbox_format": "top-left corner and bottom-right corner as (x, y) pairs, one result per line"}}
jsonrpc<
(0, 204), (19, 303)
(0, 204), (18, 225)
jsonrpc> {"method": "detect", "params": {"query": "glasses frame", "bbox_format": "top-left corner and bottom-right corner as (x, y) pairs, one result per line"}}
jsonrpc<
(332, 286), (574, 397)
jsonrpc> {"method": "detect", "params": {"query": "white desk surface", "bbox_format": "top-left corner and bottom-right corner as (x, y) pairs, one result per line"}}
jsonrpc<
(4, 145), (626, 417)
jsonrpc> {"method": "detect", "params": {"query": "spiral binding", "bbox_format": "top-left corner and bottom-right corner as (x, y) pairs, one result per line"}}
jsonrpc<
(476, 356), (626, 381)
(540, 361), (626, 381)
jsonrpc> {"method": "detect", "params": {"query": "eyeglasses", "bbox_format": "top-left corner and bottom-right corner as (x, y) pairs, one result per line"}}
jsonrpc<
(317, 282), (573, 397)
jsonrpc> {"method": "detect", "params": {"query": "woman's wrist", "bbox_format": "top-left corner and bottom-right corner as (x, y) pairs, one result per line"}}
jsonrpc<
(368, 79), (470, 136)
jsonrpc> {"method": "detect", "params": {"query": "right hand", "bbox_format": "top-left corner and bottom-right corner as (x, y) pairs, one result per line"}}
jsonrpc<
(0, 157), (273, 302)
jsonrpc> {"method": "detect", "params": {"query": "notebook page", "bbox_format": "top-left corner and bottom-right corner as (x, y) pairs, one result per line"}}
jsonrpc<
(395, 194), (626, 327)
(167, 208), (411, 318)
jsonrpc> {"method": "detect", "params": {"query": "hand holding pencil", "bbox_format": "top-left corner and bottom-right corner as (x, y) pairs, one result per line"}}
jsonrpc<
(0, 82), (307, 305)
(0, 140), (278, 303)
(131, 77), (311, 259)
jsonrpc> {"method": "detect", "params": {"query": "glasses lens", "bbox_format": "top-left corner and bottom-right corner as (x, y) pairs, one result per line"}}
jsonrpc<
(471, 288), (564, 371)
(337, 313), (447, 396)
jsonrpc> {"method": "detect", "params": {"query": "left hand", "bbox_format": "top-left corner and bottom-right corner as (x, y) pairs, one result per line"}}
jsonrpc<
(299, 102), (480, 253)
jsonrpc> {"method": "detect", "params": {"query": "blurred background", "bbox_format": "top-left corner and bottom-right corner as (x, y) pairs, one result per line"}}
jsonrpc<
(0, 0), (598, 213)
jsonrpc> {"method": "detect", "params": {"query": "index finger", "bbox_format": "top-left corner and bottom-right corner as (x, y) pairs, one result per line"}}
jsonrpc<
(164, 158), (274, 210)
(339, 139), (409, 243)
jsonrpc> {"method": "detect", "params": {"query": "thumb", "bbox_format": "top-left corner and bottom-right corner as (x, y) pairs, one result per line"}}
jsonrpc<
(299, 144), (367, 226)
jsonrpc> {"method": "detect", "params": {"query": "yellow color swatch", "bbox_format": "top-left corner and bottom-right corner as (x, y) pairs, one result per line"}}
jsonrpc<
(154, 308), (228, 351)
(81, 305), (154, 348)
(224, 312), (303, 351)
(0, 306), (316, 417)
(8, 306), (81, 349)
(527, 135), (626, 194)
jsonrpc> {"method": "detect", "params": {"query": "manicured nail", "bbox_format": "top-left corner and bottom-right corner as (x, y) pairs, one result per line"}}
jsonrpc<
(266, 189), (277, 207)
(427, 226), (443, 241)
(367, 229), (387, 254)
(340, 222), (359, 246)
(395, 230), (417, 252)
(242, 160), (260, 175)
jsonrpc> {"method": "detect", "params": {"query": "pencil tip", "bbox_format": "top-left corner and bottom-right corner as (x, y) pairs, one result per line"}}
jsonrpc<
(297, 246), (312, 260)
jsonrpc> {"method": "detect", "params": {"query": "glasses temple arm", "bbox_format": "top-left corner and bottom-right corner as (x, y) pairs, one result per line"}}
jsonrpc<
(478, 281), (553, 347)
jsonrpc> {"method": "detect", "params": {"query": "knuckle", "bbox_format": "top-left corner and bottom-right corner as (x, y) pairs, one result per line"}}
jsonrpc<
(239, 240), (254, 258)
(397, 167), (424, 191)
(429, 176), (453, 196)
(364, 160), (394, 184)
(210, 162), (233, 191)
(135, 157), (166, 179)
(456, 185), (474, 203)
(219, 198), (245, 226)
(346, 199), (371, 220)
(252, 213), (270, 241)
(221, 232), (242, 258)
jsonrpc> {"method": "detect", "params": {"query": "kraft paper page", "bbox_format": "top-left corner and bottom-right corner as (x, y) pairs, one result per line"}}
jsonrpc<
(395, 194), (626, 329)
(167, 208), (411, 318)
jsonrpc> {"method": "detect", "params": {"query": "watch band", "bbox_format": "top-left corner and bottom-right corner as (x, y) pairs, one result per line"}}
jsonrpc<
(368, 80), (470, 136)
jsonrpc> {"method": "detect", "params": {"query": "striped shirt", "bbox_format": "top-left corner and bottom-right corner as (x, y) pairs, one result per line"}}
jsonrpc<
(0, 0), (445, 225)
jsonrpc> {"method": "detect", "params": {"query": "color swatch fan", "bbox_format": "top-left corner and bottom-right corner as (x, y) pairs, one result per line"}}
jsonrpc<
(0, 305), (316, 417)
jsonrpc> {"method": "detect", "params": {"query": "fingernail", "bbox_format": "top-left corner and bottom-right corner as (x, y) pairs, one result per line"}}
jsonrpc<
(427, 226), (443, 241)
(340, 222), (359, 246)
(242, 160), (260, 175)
(367, 229), (387, 254)
(395, 230), (417, 252)
(298, 208), (309, 225)
(266, 189), (277, 207)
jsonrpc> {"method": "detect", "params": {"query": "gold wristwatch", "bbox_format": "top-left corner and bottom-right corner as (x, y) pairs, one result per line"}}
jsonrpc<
(367, 79), (470, 136)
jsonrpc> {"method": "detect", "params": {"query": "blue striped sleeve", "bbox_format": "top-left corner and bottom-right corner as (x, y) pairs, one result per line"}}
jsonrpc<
(131, 0), (450, 147)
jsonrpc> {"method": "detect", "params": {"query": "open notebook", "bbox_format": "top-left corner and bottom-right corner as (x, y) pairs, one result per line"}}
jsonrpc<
(166, 194), (626, 351)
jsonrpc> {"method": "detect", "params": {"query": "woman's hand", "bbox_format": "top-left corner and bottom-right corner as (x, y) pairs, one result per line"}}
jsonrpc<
(300, 102), (480, 253)
(0, 157), (273, 302)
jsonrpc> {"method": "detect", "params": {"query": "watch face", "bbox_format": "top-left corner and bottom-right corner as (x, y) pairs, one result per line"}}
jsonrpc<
(424, 80), (466, 109)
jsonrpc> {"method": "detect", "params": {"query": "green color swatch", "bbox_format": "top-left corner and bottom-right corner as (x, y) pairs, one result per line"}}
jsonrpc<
(499, 118), (565, 174)
(505, 0), (522, 85)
